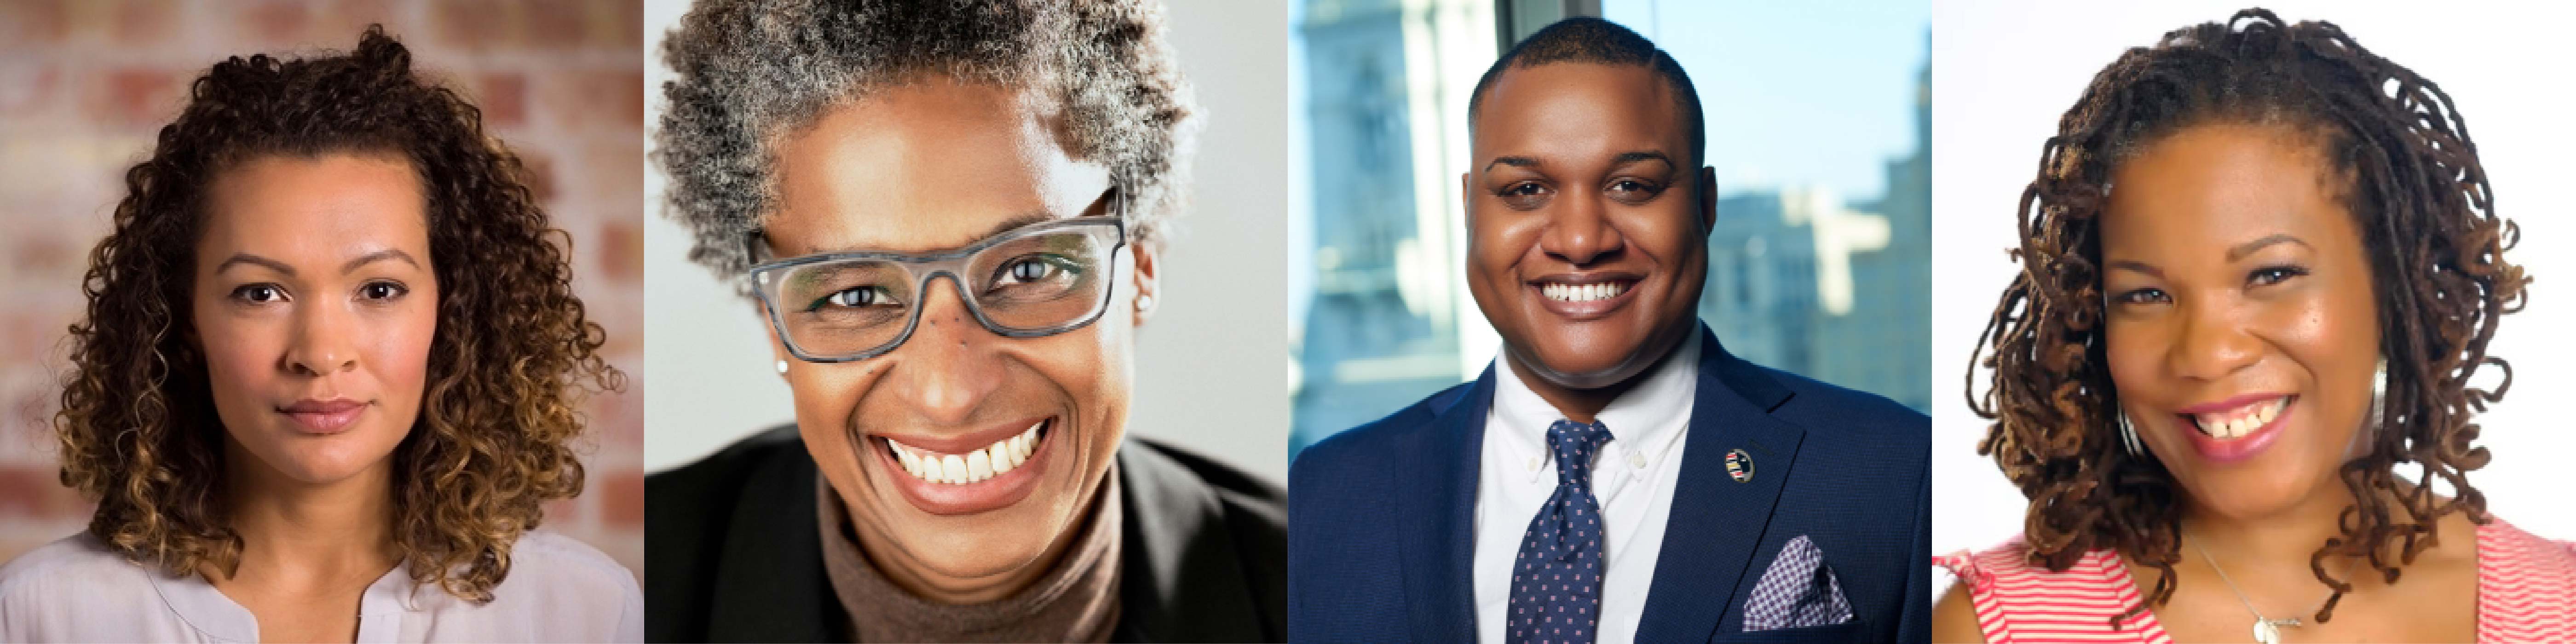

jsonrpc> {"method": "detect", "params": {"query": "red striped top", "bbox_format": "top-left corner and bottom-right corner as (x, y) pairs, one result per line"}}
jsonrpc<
(1936, 519), (2576, 643)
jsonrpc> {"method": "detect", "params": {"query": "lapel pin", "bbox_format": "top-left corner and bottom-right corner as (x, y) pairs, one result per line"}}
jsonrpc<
(1725, 448), (1753, 483)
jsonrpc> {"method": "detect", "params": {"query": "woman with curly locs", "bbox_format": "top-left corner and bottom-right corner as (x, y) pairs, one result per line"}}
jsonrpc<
(1931, 8), (2574, 644)
(0, 27), (640, 643)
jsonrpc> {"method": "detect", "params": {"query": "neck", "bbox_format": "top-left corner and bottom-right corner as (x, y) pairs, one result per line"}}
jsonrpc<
(213, 439), (398, 589)
(1510, 323), (1693, 425)
(2175, 473), (2439, 598)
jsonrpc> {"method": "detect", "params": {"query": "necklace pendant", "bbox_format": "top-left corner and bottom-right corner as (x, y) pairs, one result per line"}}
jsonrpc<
(2251, 617), (2301, 644)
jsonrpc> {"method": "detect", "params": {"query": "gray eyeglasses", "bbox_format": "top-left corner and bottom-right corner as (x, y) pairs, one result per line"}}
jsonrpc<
(743, 206), (1128, 363)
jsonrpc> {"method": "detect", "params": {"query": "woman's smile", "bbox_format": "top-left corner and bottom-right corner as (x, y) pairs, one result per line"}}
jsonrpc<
(869, 416), (1059, 516)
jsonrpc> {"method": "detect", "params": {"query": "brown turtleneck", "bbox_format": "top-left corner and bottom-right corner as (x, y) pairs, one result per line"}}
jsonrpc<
(813, 468), (1123, 643)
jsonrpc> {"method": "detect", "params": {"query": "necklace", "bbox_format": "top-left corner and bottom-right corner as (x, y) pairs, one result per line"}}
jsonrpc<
(2189, 537), (2351, 644)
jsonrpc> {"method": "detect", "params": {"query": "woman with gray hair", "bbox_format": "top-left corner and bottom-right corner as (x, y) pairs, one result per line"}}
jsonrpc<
(643, 0), (1282, 641)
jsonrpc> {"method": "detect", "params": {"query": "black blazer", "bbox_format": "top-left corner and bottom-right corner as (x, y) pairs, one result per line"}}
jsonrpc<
(647, 425), (1286, 643)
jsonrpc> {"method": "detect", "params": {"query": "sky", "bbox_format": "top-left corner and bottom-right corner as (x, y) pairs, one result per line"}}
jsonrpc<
(1605, 0), (1930, 202)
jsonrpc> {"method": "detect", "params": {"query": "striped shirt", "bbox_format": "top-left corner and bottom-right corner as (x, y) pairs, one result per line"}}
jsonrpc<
(1936, 519), (2575, 643)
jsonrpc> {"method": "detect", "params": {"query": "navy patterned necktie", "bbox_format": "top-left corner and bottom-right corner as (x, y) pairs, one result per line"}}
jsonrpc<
(1508, 419), (1615, 644)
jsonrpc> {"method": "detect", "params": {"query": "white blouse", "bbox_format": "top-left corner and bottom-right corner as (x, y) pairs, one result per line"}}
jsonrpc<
(0, 530), (641, 643)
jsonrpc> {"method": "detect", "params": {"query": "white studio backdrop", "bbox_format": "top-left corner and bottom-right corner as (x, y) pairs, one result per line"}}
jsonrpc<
(640, 0), (1292, 482)
(1931, 0), (2576, 596)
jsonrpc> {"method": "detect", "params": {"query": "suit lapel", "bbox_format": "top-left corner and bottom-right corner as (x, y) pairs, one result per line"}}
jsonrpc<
(1636, 328), (1807, 642)
(1396, 366), (1494, 643)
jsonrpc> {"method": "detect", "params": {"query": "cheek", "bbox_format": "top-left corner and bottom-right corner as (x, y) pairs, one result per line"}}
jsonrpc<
(373, 300), (440, 410)
(196, 313), (285, 412)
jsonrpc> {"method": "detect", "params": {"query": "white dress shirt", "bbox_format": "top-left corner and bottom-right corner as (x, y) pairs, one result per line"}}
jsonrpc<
(1473, 332), (1700, 644)
(0, 529), (642, 643)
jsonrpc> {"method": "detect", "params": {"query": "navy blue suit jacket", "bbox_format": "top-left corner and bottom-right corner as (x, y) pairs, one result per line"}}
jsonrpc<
(1288, 325), (1930, 643)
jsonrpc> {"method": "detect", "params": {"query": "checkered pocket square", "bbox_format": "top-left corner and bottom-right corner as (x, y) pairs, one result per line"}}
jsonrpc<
(1740, 535), (1856, 632)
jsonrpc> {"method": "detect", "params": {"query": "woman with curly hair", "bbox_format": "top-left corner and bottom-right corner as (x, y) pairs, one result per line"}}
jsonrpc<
(0, 27), (637, 643)
(1934, 8), (2573, 644)
(643, 0), (1281, 641)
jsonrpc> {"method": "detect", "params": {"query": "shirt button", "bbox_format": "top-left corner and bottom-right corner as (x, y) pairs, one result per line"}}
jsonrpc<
(1630, 452), (1647, 469)
(1528, 456), (1544, 472)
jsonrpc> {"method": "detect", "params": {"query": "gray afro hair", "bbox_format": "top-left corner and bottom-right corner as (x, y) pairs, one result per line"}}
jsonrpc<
(654, 0), (1199, 282)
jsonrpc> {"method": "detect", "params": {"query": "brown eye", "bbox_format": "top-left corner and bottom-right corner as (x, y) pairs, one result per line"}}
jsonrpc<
(1606, 179), (1662, 204)
(1498, 182), (1550, 209)
(359, 281), (407, 300)
(232, 284), (287, 304)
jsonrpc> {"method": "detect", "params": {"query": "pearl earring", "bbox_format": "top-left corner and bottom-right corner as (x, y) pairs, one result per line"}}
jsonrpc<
(1135, 294), (1154, 312)
(775, 360), (788, 375)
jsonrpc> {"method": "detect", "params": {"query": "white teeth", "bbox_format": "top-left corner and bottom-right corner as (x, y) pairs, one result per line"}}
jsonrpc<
(2192, 397), (2286, 440)
(883, 420), (1048, 485)
(1542, 282), (1625, 303)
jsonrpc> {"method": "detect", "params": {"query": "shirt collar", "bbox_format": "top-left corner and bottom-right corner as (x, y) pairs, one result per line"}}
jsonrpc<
(1491, 330), (1702, 472)
(148, 555), (417, 643)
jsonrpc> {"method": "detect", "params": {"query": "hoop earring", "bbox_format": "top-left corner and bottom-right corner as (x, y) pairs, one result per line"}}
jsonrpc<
(2119, 411), (2144, 458)
(2368, 357), (2387, 431)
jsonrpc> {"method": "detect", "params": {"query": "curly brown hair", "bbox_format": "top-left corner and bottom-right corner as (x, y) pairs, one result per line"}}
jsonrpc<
(1967, 8), (2527, 627)
(52, 25), (620, 604)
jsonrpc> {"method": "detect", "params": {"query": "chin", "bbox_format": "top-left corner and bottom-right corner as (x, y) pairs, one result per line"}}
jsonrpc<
(238, 423), (405, 485)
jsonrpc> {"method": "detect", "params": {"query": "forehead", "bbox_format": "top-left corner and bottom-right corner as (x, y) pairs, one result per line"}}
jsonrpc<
(2103, 122), (2351, 253)
(1473, 63), (1684, 163)
(763, 78), (1110, 256)
(199, 153), (429, 258)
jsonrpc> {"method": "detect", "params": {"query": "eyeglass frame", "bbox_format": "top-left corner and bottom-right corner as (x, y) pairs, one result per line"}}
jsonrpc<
(741, 200), (1130, 363)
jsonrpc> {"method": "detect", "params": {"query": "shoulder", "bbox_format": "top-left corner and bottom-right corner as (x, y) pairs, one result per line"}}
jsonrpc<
(2476, 516), (2576, 581)
(498, 530), (640, 601)
(0, 534), (173, 636)
(417, 531), (642, 641)
(1291, 380), (1472, 484)
(648, 425), (808, 507)
(0, 533), (159, 602)
(1128, 437), (1285, 536)
(1756, 362), (1927, 437)
(646, 425), (811, 546)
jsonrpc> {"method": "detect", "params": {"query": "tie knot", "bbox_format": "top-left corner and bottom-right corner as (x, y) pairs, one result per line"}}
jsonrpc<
(1545, 420), (1614, 486)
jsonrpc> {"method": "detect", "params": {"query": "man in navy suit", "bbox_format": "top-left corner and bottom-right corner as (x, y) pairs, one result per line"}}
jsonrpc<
(1288, 17), (1929, 643)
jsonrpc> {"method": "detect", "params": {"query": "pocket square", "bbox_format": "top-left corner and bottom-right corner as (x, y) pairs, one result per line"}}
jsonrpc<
(1741, 535), (1856, 632)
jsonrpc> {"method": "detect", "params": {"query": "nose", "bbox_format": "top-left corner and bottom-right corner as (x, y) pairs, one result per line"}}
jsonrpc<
(887, 275), (1005, 426)
(1538, 192), (1625, 266)
(283, 300), (358, 377)
(2167, 296), (2259, 382)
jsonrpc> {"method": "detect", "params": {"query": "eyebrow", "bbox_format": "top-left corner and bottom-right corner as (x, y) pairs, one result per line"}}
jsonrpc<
(214, 249), (421, 276)
(1482, 150), (1675, 175)
(2103, 234), (2311, 279)
(1484, 155), (1541, 174)
(2225, 233), (2309, 263)
(1608, 151), (1676, 168)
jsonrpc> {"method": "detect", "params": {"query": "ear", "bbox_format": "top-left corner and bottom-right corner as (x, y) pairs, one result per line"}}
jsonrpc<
(1697, 166), (1718, 236)
(1129, 242), (1160, 327)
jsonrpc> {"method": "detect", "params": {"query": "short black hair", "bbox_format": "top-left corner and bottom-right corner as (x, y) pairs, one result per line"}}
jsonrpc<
(1467, 16), (1705, 167)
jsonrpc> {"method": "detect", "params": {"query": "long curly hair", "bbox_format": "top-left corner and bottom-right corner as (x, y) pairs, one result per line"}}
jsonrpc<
(52, 25), (621, 604)
(1967, 8), (2526, 626)
(654, 0), (1198, 286)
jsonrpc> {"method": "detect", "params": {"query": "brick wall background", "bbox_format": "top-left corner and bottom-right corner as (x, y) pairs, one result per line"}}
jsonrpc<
(0, 0), (645, 579)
